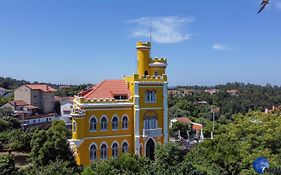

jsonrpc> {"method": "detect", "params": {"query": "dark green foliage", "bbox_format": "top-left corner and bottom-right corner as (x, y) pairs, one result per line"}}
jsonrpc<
(83, 154), (154, 175)
(169, 83), (281, 125)
(21, 160), (76, 175)
(154, 143), (184, 174)
(170, 121), (193, 139)
(0, 116), (21, 132)
(182, 111), (281, 175)
(29, 121), (74, 166)
(0, 155), (18, 175)
(55, 84), (90, 97)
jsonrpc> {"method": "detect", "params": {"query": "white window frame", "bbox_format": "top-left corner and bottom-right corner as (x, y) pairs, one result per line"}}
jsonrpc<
(122, 115), (128, 130)
(89, 116), (97, 132)
(89, 143), (98, 161)
(100, 115), (108, 131)
(100, 142), (108, 160)
(121, 140), (129, 153)
(111, 141), (119, 158)
(111, 115), (119, 130)
(145, 90), (156, 103)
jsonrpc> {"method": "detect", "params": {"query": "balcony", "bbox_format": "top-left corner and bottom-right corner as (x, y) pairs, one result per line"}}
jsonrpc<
(143, 128), (162, 137)
(71, 109), (85, 118)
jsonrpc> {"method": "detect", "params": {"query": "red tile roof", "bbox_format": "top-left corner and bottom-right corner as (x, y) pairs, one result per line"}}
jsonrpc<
(9, 100), (29, 106)
(25, 84), (56, 92)
(81, 80), (130, 99)
(192, 123), (203, 130)
(175, 117), (192, 124)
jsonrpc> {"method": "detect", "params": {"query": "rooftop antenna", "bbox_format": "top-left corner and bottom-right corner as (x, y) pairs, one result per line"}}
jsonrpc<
(149, 16), (152, 44)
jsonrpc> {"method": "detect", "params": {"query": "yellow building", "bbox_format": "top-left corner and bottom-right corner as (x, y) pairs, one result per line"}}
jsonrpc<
(69, 41), (168, 166)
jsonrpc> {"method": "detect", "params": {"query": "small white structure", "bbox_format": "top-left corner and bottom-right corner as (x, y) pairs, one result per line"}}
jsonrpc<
(170, 117), (204, 140)
(0, 87), (7, 96)
(56, 96), (73, 129)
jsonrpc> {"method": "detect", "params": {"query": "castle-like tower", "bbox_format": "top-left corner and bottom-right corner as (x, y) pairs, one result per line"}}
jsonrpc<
(69, 41), (168, 165)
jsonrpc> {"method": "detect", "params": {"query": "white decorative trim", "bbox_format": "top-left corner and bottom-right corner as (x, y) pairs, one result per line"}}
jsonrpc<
(121, 140), (129, 147)
(121, 114), (129, 121)
(134, 81), (140, 155)
(89, 142), (98, 150)
(163, 82), (168, 144)
(139, 107), (163, 110)
(85, 108), (132, 111)
(100, 141), (108, 149)
(100, 115), (108, 122)
(89, 115), (98, 123)
(111, 141), (119, 148)
(139, 82), (163, 85)
(85, 135), (131, 140)
(77, 102), (133, 108)
(111, 114), (119, 121)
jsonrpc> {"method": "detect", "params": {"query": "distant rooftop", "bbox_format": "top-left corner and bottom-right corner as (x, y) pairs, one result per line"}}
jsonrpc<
(25, 84), (56, 92)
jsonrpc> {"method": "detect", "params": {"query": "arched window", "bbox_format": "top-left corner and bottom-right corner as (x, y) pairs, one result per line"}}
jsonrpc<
(145, 90), (156, 103)
(144, 71), (148, 77)
(144, 112), (158, 129)
(100, 143), (108, 159)
(122, 116), (128, 129)
(90, 144), (97, 161)
(112, 142), (118, 158)
(90, 117), (97, 131)
(122, 141), (128, 153)
(154, 71), (158, 76)
(112, 116), (118, 130)
(73, 121), (77, 132)
(101, 116), (107, 131)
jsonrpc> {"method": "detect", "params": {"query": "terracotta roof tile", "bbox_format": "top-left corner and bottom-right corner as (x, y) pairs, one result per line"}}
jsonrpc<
(82, 80), (130, 99)
(9, 100), (29, 106)
(175, 117), (192, 124)
(25, 84), (56, 92)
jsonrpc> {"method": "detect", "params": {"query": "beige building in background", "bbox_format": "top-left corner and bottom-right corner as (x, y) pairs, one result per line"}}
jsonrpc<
(14, 84), (56, 114)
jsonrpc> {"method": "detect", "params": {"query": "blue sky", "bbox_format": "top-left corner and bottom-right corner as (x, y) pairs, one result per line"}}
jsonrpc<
(0, 0), (281, 86)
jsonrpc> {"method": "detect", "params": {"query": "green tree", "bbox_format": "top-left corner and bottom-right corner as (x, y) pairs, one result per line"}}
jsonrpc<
(29, 121), (77, 172)
(83, 154), (154, 175)
(21, 160), (76, 175)
(0, 155), (18, 175)
(154, 143), (184, 174)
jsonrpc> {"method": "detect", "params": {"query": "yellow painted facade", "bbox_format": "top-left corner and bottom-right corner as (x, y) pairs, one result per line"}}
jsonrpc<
(69, 41), (169, 166)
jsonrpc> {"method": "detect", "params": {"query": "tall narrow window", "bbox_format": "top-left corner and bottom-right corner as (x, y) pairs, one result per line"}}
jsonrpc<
(145, 90), (156, 103)
(112, 116), (118, 130)
(90, 144), (97, 161)
(144, 116), (157, 129)
(122, 141), (128, 153)
(73, 121), (77, 132)
(101, 116), (107, 131)
(112, 142), (118, 158)
(122, 116), (128, 129)
(100, 143), (108, 159)
(90, 117), (97, 131)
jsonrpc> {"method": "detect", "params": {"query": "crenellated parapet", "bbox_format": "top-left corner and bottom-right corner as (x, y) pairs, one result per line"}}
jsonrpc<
(124, 74), (167, 82)
(74, 95), (133, 104)
(150, 57), (167, 64)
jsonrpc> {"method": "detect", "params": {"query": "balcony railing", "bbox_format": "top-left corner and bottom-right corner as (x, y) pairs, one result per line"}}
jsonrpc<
(143, 128), (162, 137)
(71, 109), (85, 118)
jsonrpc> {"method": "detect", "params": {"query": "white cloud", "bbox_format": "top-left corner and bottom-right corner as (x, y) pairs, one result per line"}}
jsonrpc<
(127, 16), (195, 44)
(212, 43), (232, 51)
